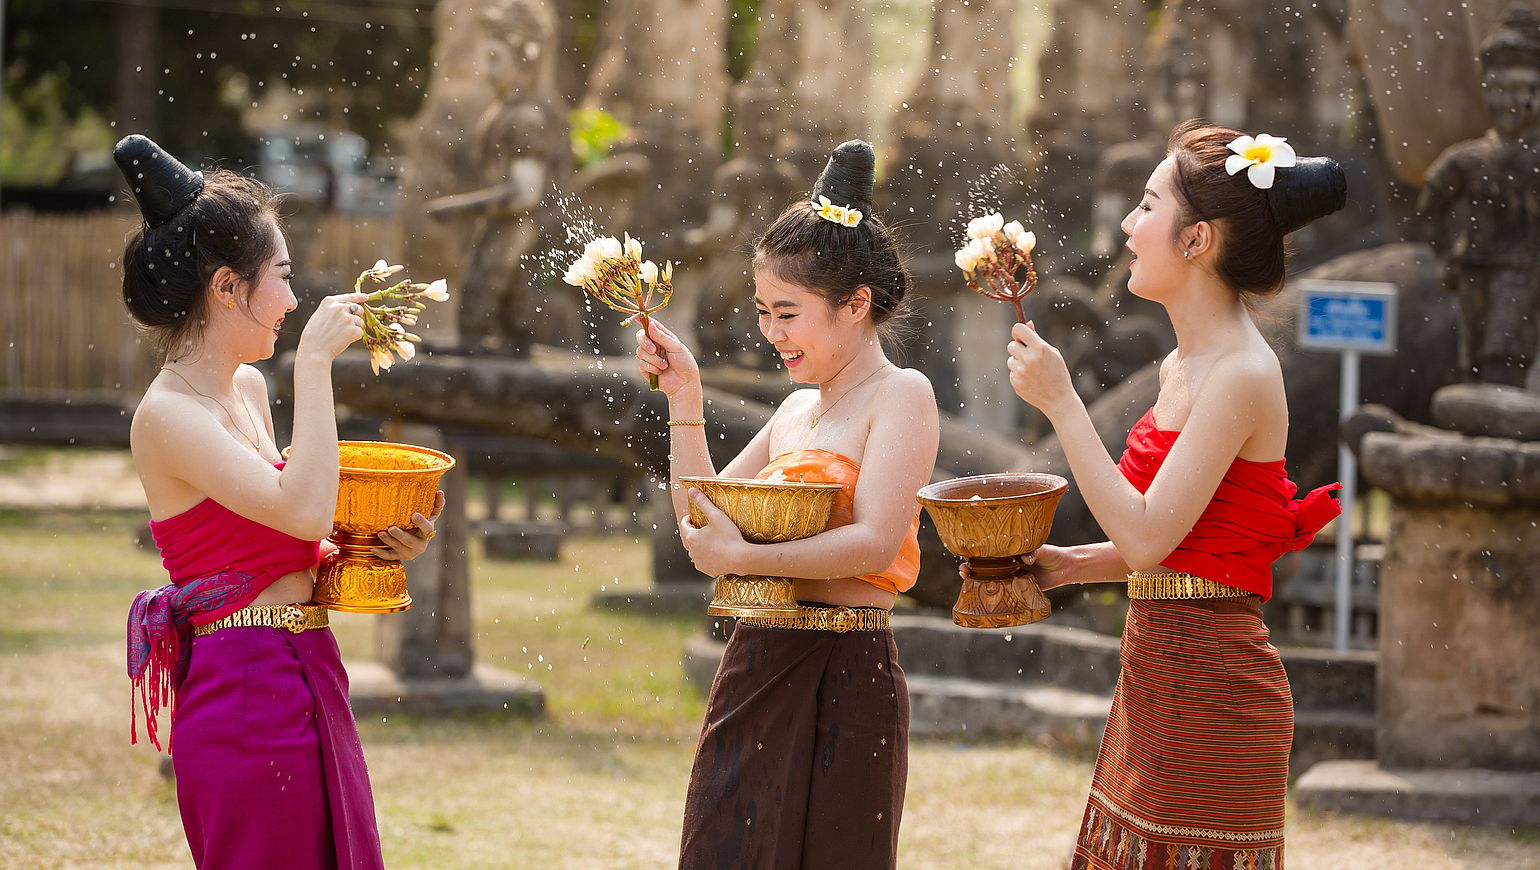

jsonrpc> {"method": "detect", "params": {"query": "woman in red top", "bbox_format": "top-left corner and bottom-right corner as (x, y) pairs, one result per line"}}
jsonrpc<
(117, 135), (441, 869)
(1004, 120), (1346, 867)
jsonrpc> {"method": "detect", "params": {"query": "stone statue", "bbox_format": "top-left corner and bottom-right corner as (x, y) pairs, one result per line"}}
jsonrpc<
(1418, 5), (1540, 386)
(581, 0), (728, 245)
(684, 68), (801, 368)
(425, 0), (564, 356)
(756, 0), (873, 172)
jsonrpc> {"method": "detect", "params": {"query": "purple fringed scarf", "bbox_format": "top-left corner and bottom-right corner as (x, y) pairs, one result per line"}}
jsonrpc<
(126, 571), (256, 751)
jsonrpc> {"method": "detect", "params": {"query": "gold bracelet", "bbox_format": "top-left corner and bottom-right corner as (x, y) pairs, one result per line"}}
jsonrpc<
(667, 419), (706, 427)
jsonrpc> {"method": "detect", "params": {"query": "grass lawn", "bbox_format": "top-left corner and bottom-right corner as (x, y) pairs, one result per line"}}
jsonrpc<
(1, 505), (1536, 868)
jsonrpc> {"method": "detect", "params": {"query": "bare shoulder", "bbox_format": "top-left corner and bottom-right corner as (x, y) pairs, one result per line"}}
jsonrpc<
(869, 367), (938, 437)
(234, 364), (270, 399)
(882, 366), (936, 404)
(130, 384), (202, 464)
(1207, 346), (1283, 403)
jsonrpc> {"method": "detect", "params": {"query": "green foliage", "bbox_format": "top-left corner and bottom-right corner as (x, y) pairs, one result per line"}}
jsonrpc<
(569, 107), (629, 169)
(726, 0), (764, 83)
(0, 73), (115, 186)
(2, 0), (434, 168)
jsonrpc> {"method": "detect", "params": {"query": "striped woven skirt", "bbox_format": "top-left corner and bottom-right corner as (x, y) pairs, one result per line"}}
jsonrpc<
(1070, 596), (1292, 870)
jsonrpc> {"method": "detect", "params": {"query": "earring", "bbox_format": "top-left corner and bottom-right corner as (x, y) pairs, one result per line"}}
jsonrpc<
(226, 299), (235, 309)
(1183, 251), (1191, 259)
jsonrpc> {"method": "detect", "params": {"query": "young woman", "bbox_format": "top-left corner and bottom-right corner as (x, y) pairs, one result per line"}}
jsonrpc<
(635, 140), (940, 869)
(1001, 120), (1346, 867)
(117, 134), (442, 869)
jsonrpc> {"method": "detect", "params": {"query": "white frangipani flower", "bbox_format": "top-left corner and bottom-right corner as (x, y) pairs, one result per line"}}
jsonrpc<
(1002, 220), (1035, 254)
(639, 260), (659, 285)
(953, 237), (992, 274)
(1224, 133), (1296, 190)
(421, 279), (450, 302)
(966, 212), (1004, 241)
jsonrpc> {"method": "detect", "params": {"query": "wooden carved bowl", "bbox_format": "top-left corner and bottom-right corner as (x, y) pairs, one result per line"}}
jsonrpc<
(917, 472), (1069, 629)
(679, 476), (843, 617)
(312, 441), (455, 614)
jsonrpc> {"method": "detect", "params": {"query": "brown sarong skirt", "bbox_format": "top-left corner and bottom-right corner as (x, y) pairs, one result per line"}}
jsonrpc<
(679, 616), (908, 870)
(1071, 597), (1292, 870)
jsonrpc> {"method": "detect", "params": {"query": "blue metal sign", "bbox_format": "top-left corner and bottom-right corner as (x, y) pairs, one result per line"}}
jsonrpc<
(1298, 280), (1398, 355)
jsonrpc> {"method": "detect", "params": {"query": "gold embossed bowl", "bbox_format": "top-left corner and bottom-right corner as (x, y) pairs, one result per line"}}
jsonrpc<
(679, 476), (843, 617)
(917, 472), (1068, 629)
(305, 440), (455, 613)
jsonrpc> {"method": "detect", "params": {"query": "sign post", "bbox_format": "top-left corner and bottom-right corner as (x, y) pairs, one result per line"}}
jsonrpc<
(1298, 280), (1398, 652)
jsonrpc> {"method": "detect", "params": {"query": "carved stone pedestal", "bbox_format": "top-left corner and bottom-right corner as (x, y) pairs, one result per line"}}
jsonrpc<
(352, 421), (545, 718)
(1296, 422), (1540, 827)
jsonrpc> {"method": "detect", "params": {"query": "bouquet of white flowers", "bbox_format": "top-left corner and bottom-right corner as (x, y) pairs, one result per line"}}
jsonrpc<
(353, 260), (450, 374)
(954, 213), (1038, 324)
(563, 233), (673, 389)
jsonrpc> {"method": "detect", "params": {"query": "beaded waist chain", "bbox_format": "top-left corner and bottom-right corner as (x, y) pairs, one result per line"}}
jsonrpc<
(1126, 570), (1251, 600)
(740, 605), (891, 633)
(192, 603), (330, 637)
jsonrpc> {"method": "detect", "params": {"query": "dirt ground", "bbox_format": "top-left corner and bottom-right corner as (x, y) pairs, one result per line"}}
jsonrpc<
(1, 447), (1536, 868)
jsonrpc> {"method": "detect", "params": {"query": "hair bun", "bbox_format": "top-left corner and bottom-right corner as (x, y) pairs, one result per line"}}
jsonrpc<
(811, 139), (876, 214)
(1266, 156), (1346, 235)
(113, 134), (204, 228)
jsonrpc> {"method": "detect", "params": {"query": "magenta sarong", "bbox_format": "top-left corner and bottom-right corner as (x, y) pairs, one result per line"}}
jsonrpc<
(171, 625), (384, 870)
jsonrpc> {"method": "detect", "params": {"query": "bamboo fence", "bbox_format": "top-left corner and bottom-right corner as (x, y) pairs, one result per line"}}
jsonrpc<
(0, 209), (403, 399)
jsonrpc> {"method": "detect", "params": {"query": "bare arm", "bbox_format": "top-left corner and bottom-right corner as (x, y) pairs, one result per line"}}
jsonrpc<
(1009, 322), (1276, 570)
(687, 372), (941, 579)
(133, 295), (364, 540)
(634, 318), (777, 523)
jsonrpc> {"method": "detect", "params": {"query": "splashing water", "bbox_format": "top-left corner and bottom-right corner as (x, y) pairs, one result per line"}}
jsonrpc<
(520, 186), (606, 286)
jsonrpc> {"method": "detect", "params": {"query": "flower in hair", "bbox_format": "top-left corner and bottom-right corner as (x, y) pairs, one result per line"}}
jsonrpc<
(814, 195), (863, 227)
(1224, 133), (1296, 190)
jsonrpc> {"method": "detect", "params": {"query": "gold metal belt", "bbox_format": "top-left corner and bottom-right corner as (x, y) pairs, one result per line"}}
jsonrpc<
(740, 605), (891, 633)
(192, 603), (330, 637)
(1126, 570), (1251, 600)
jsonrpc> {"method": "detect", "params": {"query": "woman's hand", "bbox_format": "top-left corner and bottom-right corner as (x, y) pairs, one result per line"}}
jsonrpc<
(1006, 320), (1076, 417)
(958, 543), (1077, 592)
(635, 319), (702, 400)
(372, 491), (446, 561)
(297, 292), (369, 361)
(678, 488), (748, 577)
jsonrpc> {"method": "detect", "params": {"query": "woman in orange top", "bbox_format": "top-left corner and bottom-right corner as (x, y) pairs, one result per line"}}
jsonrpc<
(634, 140), (939, 869)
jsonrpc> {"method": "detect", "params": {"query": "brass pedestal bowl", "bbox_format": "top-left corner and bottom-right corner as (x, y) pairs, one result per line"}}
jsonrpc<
(314, 440), (455, 613)
(679, 476), (844, 618)
(917, 472), (1069, 629)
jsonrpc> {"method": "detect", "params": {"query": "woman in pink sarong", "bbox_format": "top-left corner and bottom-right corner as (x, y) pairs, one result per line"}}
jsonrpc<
(115, 134), (442, 869)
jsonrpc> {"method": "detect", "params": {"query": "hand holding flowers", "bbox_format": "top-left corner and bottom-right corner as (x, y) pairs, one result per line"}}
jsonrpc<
(954, 212), (1038, 323)
(563, 232), (674, 390)
(353, 259), (451, 375)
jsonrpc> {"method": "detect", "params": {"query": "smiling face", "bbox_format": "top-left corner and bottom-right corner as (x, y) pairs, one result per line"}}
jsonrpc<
(229, 218), (297, 362)
(753, 269), (865, 384)
(1119, 156), (1192, 301)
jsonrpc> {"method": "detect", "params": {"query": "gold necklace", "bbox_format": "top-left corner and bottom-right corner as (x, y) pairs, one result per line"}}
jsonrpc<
(808, 362), (894, 429)
(160, 367), (266, 451)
